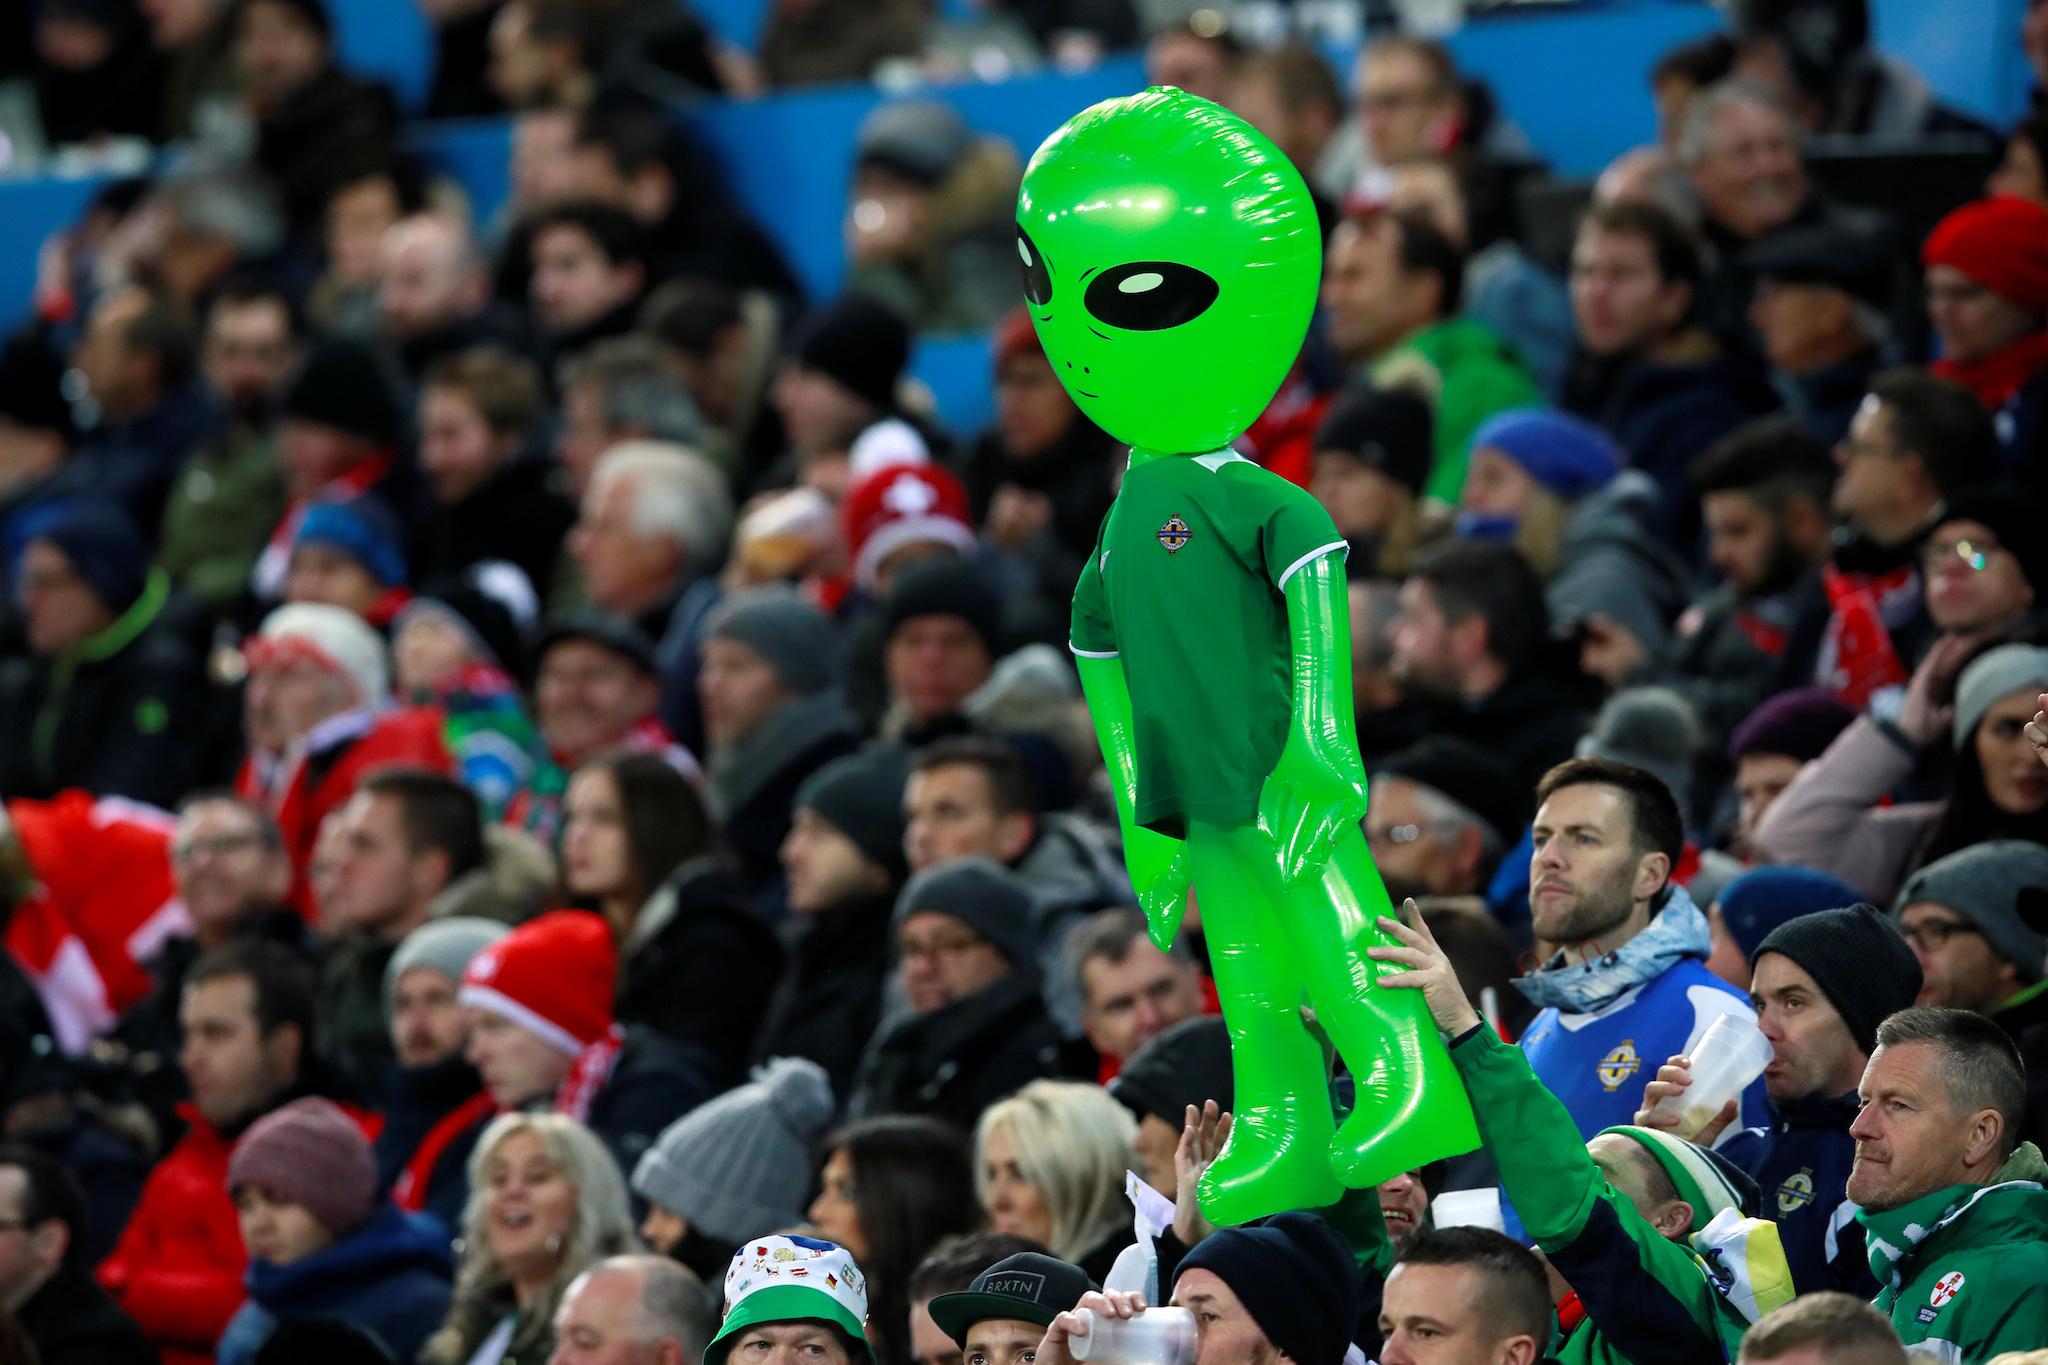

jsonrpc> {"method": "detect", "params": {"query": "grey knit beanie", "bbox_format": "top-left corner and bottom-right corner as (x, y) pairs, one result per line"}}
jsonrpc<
(1951, 644), (2048, 751)
(631, 1057), (835, 1244)
(706, 587), (842, 696)
(1895, 840), (2048, 976)
(384, 916), (510, 1007)
(1576, 686), (1701, 811)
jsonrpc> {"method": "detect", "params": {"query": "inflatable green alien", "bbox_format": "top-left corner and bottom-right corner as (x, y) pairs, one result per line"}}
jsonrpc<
(1022, 87), (1479, 1226)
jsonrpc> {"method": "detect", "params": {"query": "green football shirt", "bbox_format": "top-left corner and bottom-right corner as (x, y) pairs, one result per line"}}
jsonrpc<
(1071, 450), (1346, 836)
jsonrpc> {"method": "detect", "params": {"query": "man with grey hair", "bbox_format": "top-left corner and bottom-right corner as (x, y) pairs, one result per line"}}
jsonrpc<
(1847, 1006), (2048, 1358)
(572, 439), (732, 667)
(1677, 79), (1896, 358)
(1678, 80), (1811, 248)
(1737, 1292), (1905, 1364)
(552, 1254), (715, 1365)
(557, 336), (706, 497)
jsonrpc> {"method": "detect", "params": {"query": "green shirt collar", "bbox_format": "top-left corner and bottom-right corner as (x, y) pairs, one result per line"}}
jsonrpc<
(68, 568), (169, 665)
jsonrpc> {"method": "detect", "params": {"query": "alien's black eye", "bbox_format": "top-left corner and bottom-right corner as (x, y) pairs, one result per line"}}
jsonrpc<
(1017, 227), (1053, 307)
(1083, 261), (1219, 331)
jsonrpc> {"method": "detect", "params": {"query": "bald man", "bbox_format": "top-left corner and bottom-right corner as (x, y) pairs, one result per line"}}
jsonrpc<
(552, 1255), (714, 1365)
(377, 215), (519, 378)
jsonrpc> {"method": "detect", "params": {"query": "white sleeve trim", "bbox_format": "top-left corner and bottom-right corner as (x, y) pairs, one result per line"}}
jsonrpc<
(1069, 643), (1120, 659)
(1277, 540), (1350, 589)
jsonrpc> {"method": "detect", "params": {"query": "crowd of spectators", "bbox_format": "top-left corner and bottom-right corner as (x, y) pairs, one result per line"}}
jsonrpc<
(2, 0), (2047, 1362)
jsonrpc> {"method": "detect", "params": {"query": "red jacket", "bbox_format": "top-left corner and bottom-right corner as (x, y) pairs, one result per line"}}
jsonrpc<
(235, 707), (453, 918)
(97, 1101), (381, 1365)
(2, 792), (179, 1050)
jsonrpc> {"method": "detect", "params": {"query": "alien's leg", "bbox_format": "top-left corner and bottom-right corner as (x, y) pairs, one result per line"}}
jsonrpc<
(1185, 818), (1345, 1227)
(1276, 823), (1480, 1188)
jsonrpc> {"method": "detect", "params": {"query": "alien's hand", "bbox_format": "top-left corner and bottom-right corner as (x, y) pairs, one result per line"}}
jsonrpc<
(1132, 842), (1191, 950)
(1259, 736), (1367, 885)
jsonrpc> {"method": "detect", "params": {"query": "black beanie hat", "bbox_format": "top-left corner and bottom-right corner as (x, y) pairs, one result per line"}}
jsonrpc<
(1934, 483), (2048, 602)
(794, 748), (911, 882)
(1313, 384), (1434, 499)
(1377, 736), (1526, 847)
(280, 340), (402, 449)
(25, 498), (149, 612)
(1752, 904), (1922, 1055)
(893, 856), (1036, 966)
(1109, 1016), (1232, 1127)
(884, 557), (1002, 659)
(404, 572), (531, 681)
(0, 334), (75, 440)
(1177, 1213), (1358, 1365)
(792, 296), (911, 411)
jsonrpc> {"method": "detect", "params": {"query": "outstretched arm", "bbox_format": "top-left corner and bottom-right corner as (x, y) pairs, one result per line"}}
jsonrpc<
(1076, 653), (1189, 950)
(1261, 551), (1368, 884)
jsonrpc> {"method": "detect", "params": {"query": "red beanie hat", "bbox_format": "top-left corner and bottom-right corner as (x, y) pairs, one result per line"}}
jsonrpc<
(1923, 196), (2048, 314)
(841, 460), (976, 591)
(460, 910), (616, 1055)
(993, 307), (1043, 372)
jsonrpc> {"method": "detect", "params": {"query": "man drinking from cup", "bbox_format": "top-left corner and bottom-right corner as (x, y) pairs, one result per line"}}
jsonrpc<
(1635, 904), (1922, 1295)
(1032, 1214), (1358, 1365)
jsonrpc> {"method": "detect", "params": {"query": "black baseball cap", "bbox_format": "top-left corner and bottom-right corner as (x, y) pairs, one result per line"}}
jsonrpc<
(534, 608), (658, 676)
(927, 1253), (1097, 1346)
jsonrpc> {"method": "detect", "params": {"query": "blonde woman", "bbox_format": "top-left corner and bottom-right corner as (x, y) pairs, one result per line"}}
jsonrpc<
(424, 1112), (641, 1365)
(974, 1080), (1137, 1281)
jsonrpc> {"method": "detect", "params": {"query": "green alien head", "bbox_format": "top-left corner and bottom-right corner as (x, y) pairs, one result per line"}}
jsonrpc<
(1016, 86), (1322, 456)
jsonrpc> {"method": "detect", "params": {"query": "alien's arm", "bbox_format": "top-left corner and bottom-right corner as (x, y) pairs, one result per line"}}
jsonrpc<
(1075, 652), (1189, 950)
(1260, 550), (1369, 884)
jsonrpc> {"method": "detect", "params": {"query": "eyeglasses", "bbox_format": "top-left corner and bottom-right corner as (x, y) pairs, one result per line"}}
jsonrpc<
(898, 931), (986, 962)
(1921, 537), (2003, 574)
(1899, 919), (1984, 953)
(171, 831), (264, 863)
(1365, 821), (1435, 851)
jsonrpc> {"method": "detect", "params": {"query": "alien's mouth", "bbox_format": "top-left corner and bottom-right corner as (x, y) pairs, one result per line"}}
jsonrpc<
(1075, 388), (1099, 398)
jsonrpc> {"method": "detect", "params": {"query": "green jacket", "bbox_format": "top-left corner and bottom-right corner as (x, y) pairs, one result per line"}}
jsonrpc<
(156, 425), (288, 612)
(1451, 1028), (1794, 1365)
(1859, 1143), (2048, 1362)
(1371, 317), (1540, 505)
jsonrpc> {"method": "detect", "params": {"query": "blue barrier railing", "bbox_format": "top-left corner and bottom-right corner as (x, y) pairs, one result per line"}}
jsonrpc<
(0, 0), (2023, 436)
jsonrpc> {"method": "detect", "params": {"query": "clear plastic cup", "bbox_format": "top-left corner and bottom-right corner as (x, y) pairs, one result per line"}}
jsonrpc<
(1430, 1188), (1505, 1233)
(1652, 1013), (1773, 1138)
(1070, 1307), (1198, 1365)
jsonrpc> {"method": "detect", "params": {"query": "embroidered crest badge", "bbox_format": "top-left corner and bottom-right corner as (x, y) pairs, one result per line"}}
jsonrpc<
(1596, 1040), (1642, 1092)
(1776, 1169), (1815, 1214)
(1930, 1271), (1964, 1308)
(1157, 514), (1191, 554)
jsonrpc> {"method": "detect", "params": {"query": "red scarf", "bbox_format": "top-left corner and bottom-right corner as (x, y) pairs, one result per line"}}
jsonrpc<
(255, 451), (395, 597)
(554, 1023), (625, 1123)
(1931, 330), (2048, 410)
(1819, 561), (1914, 709)
(393, 1091), (496, 1212)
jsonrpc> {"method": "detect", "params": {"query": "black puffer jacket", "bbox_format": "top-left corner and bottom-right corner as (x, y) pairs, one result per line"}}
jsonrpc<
(616, 862), (787, 1089)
